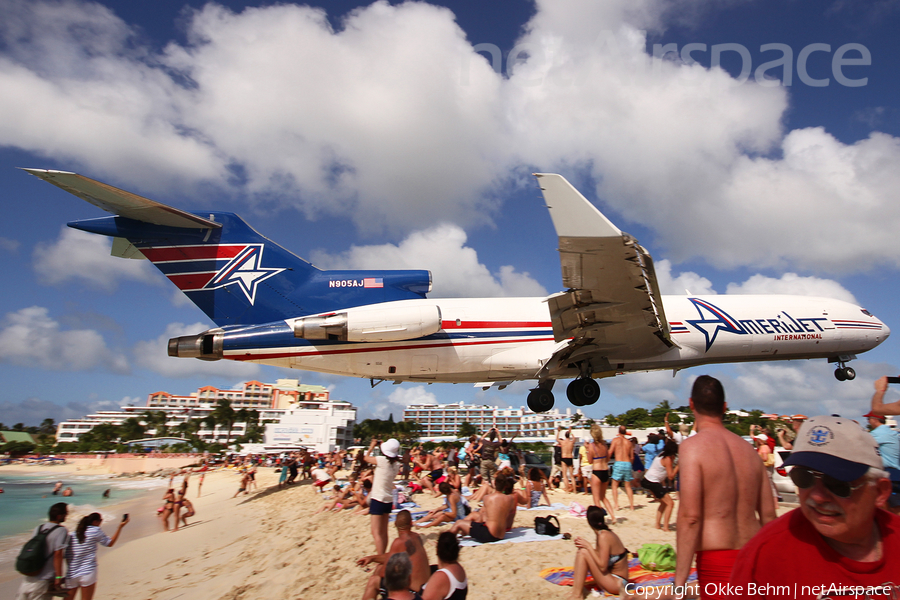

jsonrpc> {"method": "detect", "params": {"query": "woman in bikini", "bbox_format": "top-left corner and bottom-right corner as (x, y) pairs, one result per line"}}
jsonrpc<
(525, 468), (550, 508)
(160, 488), (176, 532)
(586, 425), (616, 521)
(177, 492), (195, 528)
(569, 506), (630, 599)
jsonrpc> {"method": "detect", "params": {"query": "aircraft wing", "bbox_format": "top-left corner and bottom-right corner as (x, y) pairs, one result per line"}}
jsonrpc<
(534, 173), (674, 376)
(21, 169), (220, 229)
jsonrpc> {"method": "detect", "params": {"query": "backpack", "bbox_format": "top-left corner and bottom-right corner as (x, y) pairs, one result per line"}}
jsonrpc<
(16, 523), (61, 576)
(637, 542), (677, 572)
(534, 515), (560, 536)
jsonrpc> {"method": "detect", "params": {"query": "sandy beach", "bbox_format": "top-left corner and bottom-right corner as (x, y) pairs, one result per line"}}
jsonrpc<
(1, 467), (789, 600)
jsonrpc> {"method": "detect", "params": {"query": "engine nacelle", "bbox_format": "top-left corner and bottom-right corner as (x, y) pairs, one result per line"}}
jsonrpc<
(167, 329), (224, 360)
(293, 304), (442, 342)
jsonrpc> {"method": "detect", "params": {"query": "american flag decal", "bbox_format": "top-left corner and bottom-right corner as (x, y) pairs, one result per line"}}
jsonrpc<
(363, 278), (384, 288)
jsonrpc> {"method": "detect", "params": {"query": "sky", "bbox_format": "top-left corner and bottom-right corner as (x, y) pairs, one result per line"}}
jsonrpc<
(1, 0), (900, 426)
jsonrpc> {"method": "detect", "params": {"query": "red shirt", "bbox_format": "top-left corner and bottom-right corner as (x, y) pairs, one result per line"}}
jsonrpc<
(729, 508), (900, 599)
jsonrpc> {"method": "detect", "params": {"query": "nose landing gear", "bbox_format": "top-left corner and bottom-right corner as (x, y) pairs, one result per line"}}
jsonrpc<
(834, 366), (856, 381)
(831, 356), (857, 381)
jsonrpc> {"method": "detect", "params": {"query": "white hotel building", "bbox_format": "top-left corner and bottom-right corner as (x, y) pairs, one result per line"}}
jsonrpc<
(56, 379), (357, 452)
(402, 402), (581, 441)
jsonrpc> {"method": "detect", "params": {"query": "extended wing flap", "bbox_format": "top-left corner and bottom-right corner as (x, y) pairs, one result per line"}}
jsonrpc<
(535, 173), (673, 368)
(21, 168), (220, 229)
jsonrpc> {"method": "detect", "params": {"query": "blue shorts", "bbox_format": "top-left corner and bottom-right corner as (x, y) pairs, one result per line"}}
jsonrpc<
(369, 498), (392, 515)
(611, 461), (633, 482)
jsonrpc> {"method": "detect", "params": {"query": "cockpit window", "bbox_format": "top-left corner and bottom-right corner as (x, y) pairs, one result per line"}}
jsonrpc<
(861, 309), (873, 317)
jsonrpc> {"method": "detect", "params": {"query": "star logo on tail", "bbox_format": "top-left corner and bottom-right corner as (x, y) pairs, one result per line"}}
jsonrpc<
(686, 298), (748, 351)
(204, 245), (285, 305)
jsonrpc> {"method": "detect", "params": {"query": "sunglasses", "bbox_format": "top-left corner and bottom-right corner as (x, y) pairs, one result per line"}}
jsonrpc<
(789, 466), (865, 498)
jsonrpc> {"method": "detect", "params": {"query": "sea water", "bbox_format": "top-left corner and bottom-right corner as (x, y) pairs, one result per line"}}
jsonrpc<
(0, 470), (166, 563)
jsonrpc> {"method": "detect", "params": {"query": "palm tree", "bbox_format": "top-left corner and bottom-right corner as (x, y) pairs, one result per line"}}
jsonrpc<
(120, 418), (145, 441)
(212, 399), (236, 444)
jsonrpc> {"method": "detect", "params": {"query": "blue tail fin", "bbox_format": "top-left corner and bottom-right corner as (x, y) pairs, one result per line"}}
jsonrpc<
(26, 168), (431, 326)
(69, 213), (431, 326)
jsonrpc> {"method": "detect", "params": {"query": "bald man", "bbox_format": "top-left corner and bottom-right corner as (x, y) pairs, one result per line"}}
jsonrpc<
(357, 510), (430, 600)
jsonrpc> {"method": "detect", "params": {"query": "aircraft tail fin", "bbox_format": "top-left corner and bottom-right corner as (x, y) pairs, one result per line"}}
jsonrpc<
(27, 169), (431, 327)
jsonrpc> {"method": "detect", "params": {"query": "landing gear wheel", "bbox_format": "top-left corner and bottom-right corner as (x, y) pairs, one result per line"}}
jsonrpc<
(567, 378), (601, 406)
(843, 366), (856, 380)
(527, 389), (555, 413)
(834, 368), (847, 381)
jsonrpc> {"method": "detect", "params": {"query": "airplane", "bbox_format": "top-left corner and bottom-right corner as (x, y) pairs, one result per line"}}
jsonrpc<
(25, 168), (891, 412)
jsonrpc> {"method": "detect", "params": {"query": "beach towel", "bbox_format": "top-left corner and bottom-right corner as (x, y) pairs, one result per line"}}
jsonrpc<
(459, 526), (564, 546)
(568, 501), (587, 517)
(540, 557), (698, 595)
(519, 502), (568, 511)
(389, 509), (426, 522)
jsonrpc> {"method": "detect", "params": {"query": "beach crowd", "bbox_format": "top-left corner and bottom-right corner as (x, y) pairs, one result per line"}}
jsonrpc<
(13, 375), (900, 599)
(302, 375), (900, 600)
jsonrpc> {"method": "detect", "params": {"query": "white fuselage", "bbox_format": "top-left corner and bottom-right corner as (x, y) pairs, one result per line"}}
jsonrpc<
(225, 294), (890, 383)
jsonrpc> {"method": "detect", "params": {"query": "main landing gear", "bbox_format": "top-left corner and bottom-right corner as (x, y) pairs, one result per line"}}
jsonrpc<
(527, 378), (601, 413)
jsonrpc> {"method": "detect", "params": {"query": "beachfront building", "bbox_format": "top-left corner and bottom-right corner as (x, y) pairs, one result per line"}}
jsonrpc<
(55, 379), (349, 447)
(264, 397), (357, 453)
(402, 401), (582, 442)
(147, 379), (330, 411)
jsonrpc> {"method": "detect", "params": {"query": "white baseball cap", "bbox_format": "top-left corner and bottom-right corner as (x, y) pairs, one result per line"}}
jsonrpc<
(784, 415), (883, 482)
(380, 439), (400, 458)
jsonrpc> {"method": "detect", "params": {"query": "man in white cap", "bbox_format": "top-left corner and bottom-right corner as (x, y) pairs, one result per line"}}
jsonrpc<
(730, 415), (900, 596)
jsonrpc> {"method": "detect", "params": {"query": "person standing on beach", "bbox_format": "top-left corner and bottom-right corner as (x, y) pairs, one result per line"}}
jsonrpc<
(586, 425), (615, 520)
(557, 427), (576, 493)
(363, 437), (402, 555)
(160, 488), (177, 531)
(15, 502), (68, 600)
(608, 427), (635, 512)
(64, 512), (128, 600)
(674, 375), (776, 599)
(197, 472), (205, 497)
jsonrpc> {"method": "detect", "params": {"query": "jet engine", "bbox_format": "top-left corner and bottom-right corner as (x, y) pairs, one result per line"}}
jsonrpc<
(293, 303), (442, 342)
(167, 329), (224, 360)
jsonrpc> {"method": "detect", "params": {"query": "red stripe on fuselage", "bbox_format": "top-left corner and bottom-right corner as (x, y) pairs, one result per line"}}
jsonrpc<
(441, 320), (551, 329)
(228, 336), (554, 361)
(141, 245), (246, 263)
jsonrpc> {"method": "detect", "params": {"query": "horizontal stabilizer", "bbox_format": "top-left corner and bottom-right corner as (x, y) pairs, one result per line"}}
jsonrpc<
(21, 168), (220, 229)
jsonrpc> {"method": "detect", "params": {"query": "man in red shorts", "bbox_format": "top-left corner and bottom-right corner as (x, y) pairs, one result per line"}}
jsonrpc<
(673, 375), (776, 599)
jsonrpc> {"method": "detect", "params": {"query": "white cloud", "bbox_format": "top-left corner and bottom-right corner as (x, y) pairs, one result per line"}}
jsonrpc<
(0, 0), (898, 274)
(0, 395), (123, 427)
(0, 236), (20, 252)
(726, 360), (889, 417)
(655, 259), (716, 296)
(0, 306), (128, 372)
(310, 224), (547, 297)
(725, 273), (858, 303)
(388, 385), (438, 408)
(33, 227), (160, 291)
(133, 321), (261, 379)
